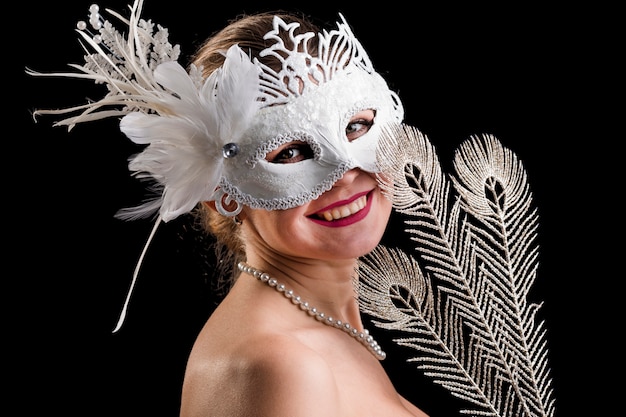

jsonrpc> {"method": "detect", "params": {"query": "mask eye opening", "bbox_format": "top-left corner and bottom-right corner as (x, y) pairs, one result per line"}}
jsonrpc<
(249, 131), (321, 167)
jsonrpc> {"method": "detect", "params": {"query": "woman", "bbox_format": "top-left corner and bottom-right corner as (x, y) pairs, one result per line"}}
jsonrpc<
(29, 1), (427, 415)
(179, 11), (426, 417)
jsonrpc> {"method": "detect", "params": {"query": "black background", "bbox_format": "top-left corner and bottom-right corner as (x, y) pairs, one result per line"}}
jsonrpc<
(13, 0), (617, 415)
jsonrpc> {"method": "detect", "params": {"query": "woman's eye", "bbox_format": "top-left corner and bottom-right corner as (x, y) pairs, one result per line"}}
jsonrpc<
(266, 141), (314, 164)
(346, 110), (375, 141)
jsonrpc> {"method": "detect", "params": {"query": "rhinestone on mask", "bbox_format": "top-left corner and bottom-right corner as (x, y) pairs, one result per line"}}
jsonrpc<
(222, 143), (240, 158)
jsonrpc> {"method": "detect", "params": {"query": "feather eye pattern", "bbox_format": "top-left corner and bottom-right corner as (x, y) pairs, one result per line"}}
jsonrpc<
(359, 124), (556, 417)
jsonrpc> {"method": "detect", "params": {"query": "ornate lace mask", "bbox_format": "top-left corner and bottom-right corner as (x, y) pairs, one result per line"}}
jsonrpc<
(29, 1), (403, 221)
(217, 50), (404, 215)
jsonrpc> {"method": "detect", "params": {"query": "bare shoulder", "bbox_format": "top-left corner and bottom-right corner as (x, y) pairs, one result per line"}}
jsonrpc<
(180, 332), (341, 417)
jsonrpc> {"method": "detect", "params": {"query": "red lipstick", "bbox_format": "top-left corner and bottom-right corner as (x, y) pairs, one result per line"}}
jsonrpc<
(308, 190), (373, 227)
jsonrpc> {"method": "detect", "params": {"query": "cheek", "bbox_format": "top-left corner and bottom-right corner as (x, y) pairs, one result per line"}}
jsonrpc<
(245, 209), (307, 249)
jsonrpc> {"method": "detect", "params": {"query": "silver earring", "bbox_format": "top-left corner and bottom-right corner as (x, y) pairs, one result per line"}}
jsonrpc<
(213, 188), (243, 217)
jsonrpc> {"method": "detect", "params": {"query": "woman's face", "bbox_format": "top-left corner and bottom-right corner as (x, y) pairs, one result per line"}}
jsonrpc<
(241, 109), (392, 261)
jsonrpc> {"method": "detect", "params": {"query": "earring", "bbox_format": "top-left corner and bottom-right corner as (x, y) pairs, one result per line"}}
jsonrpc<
(213, 189), (243, 217)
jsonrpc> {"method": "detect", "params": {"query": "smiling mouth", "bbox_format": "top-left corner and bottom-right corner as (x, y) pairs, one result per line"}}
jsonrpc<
(316, 194), (367, 221)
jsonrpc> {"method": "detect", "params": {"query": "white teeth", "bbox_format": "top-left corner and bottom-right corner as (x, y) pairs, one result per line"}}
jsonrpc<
(319, 195), (367, 221)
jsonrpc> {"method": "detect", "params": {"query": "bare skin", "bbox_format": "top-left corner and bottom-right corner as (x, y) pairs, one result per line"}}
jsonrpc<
(180, 271), (427, 416)
(180, 111), (428, 416)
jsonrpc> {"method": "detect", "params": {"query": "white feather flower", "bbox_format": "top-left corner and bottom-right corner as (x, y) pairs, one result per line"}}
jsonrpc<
(119, 46), (261, 221)
(28, 0), (262, 222)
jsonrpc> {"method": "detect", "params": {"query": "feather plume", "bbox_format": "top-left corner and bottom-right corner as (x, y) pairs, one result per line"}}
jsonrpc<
(359, 124), (556, 417)
(26, 0), (261, 222)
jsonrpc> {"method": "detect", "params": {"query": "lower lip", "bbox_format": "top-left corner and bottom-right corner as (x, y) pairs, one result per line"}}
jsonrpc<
(308, 191), (373, 228)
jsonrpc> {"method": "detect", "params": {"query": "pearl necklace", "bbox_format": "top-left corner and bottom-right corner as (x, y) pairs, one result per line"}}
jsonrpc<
(238, 262), (386, 360)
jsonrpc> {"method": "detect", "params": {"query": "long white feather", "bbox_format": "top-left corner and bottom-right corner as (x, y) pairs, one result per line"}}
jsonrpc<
(27, 0), (262, 331)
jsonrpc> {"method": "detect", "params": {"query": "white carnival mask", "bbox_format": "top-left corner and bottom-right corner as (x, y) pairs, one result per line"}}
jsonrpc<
(29, 0), (403, 221)
(215, 21), (404, 216)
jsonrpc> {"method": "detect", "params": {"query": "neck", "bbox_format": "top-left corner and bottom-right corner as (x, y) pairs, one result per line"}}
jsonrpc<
(243, 255), (363, 327)
(237, 261), (386, 360)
